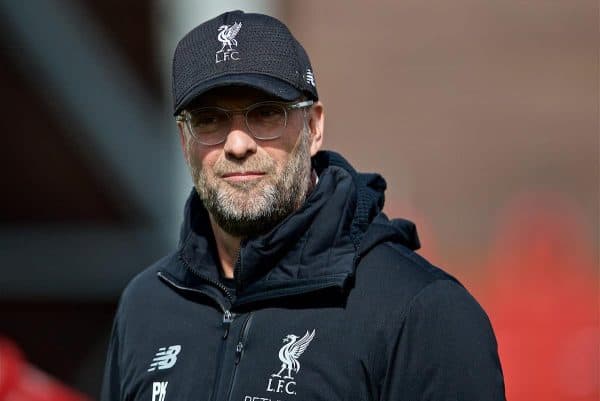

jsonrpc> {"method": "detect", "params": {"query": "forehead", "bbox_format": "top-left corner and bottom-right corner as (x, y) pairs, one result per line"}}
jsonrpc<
(188, 86), (282, 109)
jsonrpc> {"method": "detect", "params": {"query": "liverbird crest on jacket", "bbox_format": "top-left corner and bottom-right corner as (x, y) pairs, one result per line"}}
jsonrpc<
(272, 330), (316, 380)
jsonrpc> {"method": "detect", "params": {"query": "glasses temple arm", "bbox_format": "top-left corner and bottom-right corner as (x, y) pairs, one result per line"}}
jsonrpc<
(288, 100), (314, 109)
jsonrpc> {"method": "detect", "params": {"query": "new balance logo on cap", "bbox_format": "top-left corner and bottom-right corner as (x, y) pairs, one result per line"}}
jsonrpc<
(305, 69), (315, 87)
(148, 345), (181, 372)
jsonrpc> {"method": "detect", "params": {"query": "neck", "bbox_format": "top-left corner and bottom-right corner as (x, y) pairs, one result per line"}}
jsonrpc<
(209, 169), (319, 279)
(209, 214), (241, 279)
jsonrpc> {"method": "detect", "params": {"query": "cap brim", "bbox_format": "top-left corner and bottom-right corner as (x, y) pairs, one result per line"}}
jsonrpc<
(174, 73), (302, 115)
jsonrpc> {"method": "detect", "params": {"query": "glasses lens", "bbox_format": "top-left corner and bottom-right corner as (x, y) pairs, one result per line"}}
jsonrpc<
(188, 108), (229, 144)
(247, 103), (287, 139)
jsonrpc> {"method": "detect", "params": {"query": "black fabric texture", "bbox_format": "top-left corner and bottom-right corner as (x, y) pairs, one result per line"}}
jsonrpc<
(172, 10), (318, 115)
(101, 150), (505, 401)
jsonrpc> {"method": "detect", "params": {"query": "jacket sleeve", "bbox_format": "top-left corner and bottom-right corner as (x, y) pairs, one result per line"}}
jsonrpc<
(100, 309), (122, 401)
(381, 279), (506, 401)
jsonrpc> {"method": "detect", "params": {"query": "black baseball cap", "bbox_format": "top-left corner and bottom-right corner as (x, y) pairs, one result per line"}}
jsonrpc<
(172, 10), (318, 115)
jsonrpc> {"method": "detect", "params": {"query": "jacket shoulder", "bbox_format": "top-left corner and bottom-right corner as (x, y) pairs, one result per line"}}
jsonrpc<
(353, 240), (495, 335)
(355, 240), (461, 301)
(355, 242), (505, 400)
(115, 252), (179, 316)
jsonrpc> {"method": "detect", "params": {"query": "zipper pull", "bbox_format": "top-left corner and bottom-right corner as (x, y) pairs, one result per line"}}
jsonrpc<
(235, 342), (244, 364)
(223, 310), (234, 339)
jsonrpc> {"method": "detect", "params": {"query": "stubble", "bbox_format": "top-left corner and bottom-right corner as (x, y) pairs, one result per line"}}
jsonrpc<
(186, 129), (312, 237)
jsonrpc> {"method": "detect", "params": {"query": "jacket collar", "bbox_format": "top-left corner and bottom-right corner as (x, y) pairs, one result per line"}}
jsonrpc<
(166, 151), (420, 306)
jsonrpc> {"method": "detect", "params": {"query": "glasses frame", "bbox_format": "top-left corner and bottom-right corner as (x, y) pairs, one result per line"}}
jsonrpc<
(176, 99), (314, 145)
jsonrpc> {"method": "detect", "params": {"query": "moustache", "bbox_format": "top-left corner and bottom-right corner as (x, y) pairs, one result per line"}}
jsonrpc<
(212, 155), (276, 176)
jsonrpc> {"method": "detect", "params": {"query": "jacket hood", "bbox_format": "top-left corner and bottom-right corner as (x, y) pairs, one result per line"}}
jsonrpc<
(172, 151), (420, 305)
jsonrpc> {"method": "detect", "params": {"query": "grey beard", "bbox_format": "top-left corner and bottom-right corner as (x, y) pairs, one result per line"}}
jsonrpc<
(190, 130), (312, 238)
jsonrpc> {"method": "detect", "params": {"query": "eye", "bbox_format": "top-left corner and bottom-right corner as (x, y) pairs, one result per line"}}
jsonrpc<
(196, 115), (217, 125)
(250, 104), (286, 122)
(190, 109), (228, 131)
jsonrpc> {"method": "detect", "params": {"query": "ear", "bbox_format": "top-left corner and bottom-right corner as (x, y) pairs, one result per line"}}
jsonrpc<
(177, 121), (191, 166)
(307, 101), (324, 156)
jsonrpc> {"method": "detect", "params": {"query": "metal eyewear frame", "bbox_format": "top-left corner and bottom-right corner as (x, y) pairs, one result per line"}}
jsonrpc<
(176, 99), (314, 145)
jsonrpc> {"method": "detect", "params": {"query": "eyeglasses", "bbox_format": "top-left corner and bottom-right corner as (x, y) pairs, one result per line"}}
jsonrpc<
(176, 100), (314, 145)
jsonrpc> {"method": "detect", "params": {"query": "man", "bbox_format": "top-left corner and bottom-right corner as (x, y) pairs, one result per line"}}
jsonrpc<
(101, 10), (505, 401)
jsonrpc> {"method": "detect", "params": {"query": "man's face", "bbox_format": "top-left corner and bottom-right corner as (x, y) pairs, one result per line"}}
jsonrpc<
(178, 87), (324, 237)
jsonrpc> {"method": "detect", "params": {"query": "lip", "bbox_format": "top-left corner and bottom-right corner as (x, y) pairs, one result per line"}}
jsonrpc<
(221, 172), (266, 182)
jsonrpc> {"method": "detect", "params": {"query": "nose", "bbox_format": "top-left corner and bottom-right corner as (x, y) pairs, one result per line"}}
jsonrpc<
(222, 114), (257, 159)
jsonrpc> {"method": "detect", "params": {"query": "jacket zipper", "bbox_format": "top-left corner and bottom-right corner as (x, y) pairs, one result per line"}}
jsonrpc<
(178, 251), (235, 301)
(157, 271), (231, 313)
(157, 272), (243, 401)
(176, 244), (245, 401)
(158, 272), (239, 401)
(223, 309), (234, 339)
(209, 308), (239, 401)
(226, 313), (254, 401)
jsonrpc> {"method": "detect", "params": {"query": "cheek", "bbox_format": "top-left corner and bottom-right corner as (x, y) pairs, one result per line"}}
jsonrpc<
(262, 131), (304, 169)
(261, 146), (293, 172)
(187, 144), (218, 173)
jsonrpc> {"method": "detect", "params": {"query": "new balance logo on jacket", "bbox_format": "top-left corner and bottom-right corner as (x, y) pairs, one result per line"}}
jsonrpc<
(147, 345), (181, 372)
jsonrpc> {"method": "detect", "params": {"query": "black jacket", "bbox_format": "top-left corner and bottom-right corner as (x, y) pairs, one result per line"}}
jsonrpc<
(101, 151), (505, 401)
